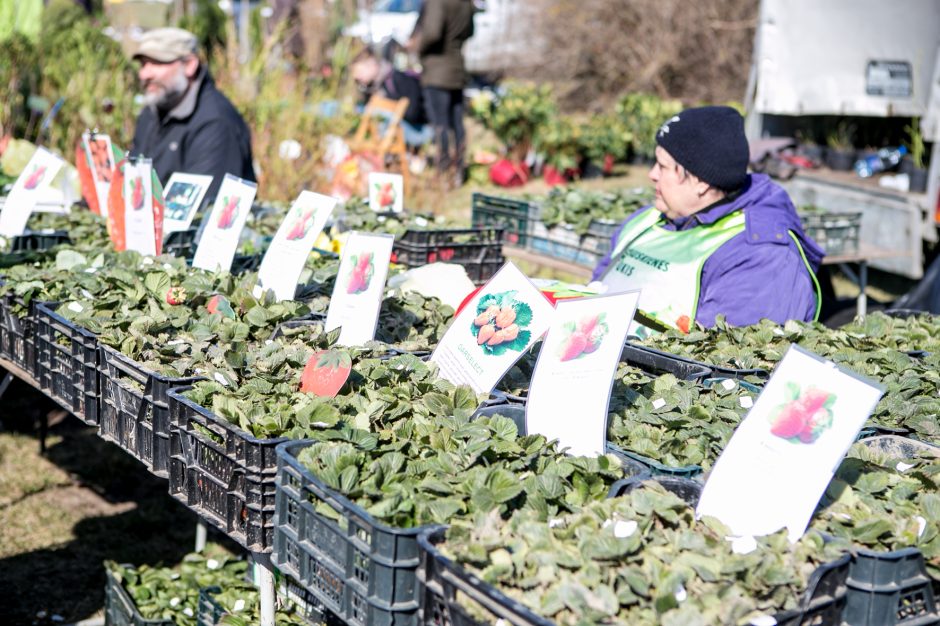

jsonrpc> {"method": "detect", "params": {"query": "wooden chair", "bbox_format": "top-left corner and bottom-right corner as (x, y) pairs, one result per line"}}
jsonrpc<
(347, 94), (411, 193)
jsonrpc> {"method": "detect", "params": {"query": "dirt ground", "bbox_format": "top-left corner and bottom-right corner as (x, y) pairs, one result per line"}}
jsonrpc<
(0, 379), (199, 625)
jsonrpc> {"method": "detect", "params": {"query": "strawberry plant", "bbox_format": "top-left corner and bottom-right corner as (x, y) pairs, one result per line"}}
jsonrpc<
(536, 186), (653, 235)
(440, 483), (852, 625)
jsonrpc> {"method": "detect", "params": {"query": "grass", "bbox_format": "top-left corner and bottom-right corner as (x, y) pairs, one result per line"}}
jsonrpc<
(0, 381), (200, 625)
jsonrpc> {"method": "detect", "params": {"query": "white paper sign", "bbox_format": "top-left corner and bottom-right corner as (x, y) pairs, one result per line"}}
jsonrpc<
(325, 232), (395, 346)
(257, 191), (337, 301)
(0, 147), (65, 237)
(122, 159), (157, 256)
(368, 173), (404, 213)
(526, 291), (641, 457)
(82, 132), (116, 219)
(696, 345), (885, 542)
(191, 174), (258, 272)
(162, 172), (213, 235)
(430, 262), (555, 395)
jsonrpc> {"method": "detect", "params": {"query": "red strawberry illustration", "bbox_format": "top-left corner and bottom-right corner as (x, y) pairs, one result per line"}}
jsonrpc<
(24, 164), (47, 190)
(770, 385), (835, 444)
(131, 177), (144, 210)
(676, 315), (691, 334)
(300, 349), (352, 398)
(377, 182), (395, 208)
(560, 332), (589, 362)
(217, 196), (240, 229)
(357, 251), (373, 272)
(770, 403), (805, 439)
(286, 210), (314, 241)
(346, 253), (373, 294)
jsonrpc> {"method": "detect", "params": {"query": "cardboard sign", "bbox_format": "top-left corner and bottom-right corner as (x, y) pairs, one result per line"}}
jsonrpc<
(163, 172), (213, 235)
(430, 262), (555, 395)
(191, 174), (258, 272)
(122, 159), (158, 256)
(80, 132), (117, 218)
(526, 291), (640, 457)
(325, 232), (395, 346)
(257, 191), (337, 301)
(368, 172), (404, 213)
(107, 159), (165, 254)
(696, 345), (885, 542)
(0, 147), (65, 238)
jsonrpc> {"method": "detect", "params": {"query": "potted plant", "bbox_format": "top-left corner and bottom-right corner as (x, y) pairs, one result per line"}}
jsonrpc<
(904, 117), (928, 193)
(536, 116), (581, 186)
(795, 130), (825, 164)
(825, 121), (856, 171)
(616, 93), (683, 164)
(471, 82), (556, 162)
(578, 114), (631, 178)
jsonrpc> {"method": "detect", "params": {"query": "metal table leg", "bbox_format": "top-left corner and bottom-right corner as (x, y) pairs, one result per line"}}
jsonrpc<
(195, 520), (207, 552)
(857, 261), (868, 318)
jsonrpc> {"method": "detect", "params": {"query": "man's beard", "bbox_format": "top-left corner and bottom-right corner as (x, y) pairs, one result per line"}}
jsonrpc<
(143, 69), (190, 112)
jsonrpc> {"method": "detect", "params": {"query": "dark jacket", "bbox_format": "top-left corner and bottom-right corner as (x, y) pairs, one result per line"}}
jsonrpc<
(131, 67), (255, 202)
(383, 69), (428, 126)
(593, 174), (825, 327)
(416, 0), (475, 90)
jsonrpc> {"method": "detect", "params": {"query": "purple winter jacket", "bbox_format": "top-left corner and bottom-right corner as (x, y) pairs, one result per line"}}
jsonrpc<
(592, 174), (825, 327)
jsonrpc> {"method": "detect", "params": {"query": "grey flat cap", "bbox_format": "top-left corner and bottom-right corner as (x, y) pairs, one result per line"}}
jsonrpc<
(133, 27), (198, 63)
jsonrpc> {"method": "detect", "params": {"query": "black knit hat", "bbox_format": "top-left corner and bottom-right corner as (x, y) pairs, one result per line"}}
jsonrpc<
(655, 106), (749, 191)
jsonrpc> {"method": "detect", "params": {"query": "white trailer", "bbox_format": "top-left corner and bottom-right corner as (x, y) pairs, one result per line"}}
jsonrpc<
(744, 0), (940, 279)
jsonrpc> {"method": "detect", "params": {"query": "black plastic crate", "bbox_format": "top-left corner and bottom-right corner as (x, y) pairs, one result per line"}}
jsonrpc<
(392, 228), (505, 285)
(0, 291), (39, 380)
(273, 439), (427, 626)
(10, 229), (71, 252)
(527, 218), (619, 268)
(98, 344), (203, 478)
(844, 548), (939, 625)
(35, 302), (99, 426)
(607, 474), (702, 505)
(418, 521), (850, 626)
(196, 586), (225, 626)
(619, 342), (713, 381)
(168, 386), (283, 553)
(104, 564), (174, 626)
(470, 193), (539, 247)
(857, 434), (940, 459)
(626, 341), (770, 381)
(799, 211), (862, 257)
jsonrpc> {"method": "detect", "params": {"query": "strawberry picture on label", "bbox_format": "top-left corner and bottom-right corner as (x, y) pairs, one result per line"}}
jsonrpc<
(216, 195), (241, 229)
(206, 294), (236, 319)
(129, 176), (144, 210)
(768, 383), (836, 444)
(374, 181), (396, 209)
(23, 164), (47, 190)
(470, 290), (533, 356)
(557, 313), (609, 361)
(300, 349), (352, 398)
(285, 208), (315, 241)
(345, 251), (374, 294)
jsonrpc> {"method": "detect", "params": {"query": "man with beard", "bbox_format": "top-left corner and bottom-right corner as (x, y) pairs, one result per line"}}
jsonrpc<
(130, 28), (255, 201)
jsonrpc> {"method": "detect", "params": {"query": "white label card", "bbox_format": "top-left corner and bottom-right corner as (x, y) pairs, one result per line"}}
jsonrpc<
(526, 291), (641, 457)
(325, 232), (395, 346)
(430, 262), (555, 395)
(191, 174), (258, 272)
(162, 172), (213, 235)
(257, 191), (337, 301)
(368, 173), (404, 213)
(0, 147), (65, 237)
(82, 131), (115, 219)
(123, 159), (157, 256)
(696, 345), (885, 542)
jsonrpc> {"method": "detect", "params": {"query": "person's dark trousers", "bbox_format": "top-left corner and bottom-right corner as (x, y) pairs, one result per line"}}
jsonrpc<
(423, 86), (465, 176)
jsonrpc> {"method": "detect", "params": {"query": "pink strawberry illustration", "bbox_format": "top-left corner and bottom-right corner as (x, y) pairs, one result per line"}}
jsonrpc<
(131, 177), (144, 210)
(770, 403), (806, 439)
(286, 210), (312, 241)
(377, 182), (395, 208)
(217, 196), (240, 229)
(769, 385), (835, 444)
(560, 332), (588, 362)
(346, 253), (373, 294)
(23, 164), (47, 190)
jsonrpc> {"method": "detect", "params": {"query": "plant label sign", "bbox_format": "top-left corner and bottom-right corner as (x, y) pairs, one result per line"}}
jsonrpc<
(81, 131), (117, 219)
(697, 345), (885, 542)
(162, 172), (213, 235)
(122, 159), (158, 256)
(325, 231), (395, 346)
(0, 147), (65, 238)
(257, 191), (337, 301)
(526, 291), (641, 457)
(192, 174), (258, 272)
(430, 262), (555, 395)
(368, 172), (404, 213)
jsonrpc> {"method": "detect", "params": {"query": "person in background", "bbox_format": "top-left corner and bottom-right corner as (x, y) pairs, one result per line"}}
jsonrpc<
(593, 106), (824, 334)
(130, 27), (255, 201)
(413, 0), (475, 186)
(349, 47), (433, 150)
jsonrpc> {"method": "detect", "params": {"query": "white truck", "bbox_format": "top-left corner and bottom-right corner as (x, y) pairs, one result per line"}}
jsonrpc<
(744, 0), (940, 279)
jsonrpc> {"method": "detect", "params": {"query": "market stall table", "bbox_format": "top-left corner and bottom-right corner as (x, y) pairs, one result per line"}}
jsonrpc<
(821, 244), (908, 317)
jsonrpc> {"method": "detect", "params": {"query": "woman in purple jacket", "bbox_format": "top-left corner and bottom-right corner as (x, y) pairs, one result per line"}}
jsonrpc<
(592, 106), (824, 334)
